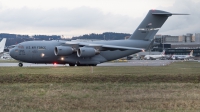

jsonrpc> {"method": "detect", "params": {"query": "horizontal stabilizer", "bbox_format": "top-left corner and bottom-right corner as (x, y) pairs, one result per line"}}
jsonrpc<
(152, 13), (189, 16)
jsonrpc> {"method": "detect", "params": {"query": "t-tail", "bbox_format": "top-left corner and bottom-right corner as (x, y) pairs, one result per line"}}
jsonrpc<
(129, 10), (188, 41)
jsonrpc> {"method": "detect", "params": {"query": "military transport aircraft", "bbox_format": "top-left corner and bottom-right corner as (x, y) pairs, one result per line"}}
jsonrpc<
(9, 10), (188, 67)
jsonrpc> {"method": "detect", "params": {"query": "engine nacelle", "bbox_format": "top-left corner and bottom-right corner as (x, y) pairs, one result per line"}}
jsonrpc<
(77, 47), (99, 57)
(54, 46), (74, 56)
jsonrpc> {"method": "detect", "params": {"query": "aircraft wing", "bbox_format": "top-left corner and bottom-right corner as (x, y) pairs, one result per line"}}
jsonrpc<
(100, 45), (144, 51)
(63, 42), (144, 51)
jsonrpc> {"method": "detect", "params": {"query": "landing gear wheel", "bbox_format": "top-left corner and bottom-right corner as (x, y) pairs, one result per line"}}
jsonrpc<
(18, 63), (23, 67)
(69, 63), (75, 66)
(76, 63), (86, 66)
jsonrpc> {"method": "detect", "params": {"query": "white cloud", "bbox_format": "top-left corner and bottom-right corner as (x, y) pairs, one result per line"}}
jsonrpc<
(0, 0), (199, 37)
(0, 0), (175, 17)
(0, 6), (140, 36)
(158, 0), (200, 35)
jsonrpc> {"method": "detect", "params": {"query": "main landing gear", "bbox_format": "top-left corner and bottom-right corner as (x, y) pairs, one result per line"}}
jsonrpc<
(69, 63), (97, 66)
(76, 63), (97, 66)
(69, 63), (75, 66)
(18, 63), (23, 67)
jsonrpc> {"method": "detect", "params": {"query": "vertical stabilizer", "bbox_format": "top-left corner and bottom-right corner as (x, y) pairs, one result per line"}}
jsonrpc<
(190, 50), (193, 56)
(0, 38), (6, 53)
(129, 10), (187, 40)
(161, 50), (165, 55)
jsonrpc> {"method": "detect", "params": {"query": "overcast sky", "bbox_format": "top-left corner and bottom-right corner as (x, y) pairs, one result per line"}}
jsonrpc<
(0, 0), (199, 38)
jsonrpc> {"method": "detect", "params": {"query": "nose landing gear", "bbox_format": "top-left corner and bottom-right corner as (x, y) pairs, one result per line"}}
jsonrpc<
(18, 63), (23, 67)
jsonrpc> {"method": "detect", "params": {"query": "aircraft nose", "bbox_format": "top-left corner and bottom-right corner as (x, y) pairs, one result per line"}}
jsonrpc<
(9, 48), (15, 58)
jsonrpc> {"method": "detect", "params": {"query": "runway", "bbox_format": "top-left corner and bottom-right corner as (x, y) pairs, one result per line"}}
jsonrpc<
(0, 60), (179, 67)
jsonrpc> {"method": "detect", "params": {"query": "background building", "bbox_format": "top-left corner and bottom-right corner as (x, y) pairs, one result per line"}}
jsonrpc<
(195, 33), (200, 43)
(153, 33), (200, 56)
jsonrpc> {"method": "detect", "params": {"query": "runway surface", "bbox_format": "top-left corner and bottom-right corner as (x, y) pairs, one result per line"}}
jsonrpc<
(0, 60), (179, 67)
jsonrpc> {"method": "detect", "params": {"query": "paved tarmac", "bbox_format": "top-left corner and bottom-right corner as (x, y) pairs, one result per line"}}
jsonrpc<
(0, 60), (179, 67)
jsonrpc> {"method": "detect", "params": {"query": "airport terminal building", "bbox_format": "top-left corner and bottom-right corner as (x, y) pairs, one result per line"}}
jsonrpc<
(153, 33), (200, 56)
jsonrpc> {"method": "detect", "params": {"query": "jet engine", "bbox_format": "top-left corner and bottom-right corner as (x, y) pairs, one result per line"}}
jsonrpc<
(54, 46), (75, 56)
(77, 47), (99, 57)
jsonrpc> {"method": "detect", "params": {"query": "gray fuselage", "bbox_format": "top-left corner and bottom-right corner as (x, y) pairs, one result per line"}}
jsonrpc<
(9, 39), (150, 64)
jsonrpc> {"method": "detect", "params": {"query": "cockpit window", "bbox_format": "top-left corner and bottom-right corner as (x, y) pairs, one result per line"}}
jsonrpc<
(10, 45), (16, 48)
(18, 44), (24, 49)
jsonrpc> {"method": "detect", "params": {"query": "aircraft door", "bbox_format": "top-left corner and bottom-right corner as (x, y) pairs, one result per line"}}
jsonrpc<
(23, 49), (32, 62)
(31, 49), (38, 62)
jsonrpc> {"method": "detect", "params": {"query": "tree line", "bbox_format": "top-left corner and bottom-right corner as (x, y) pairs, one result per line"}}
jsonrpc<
(1, 32), (131, 46)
